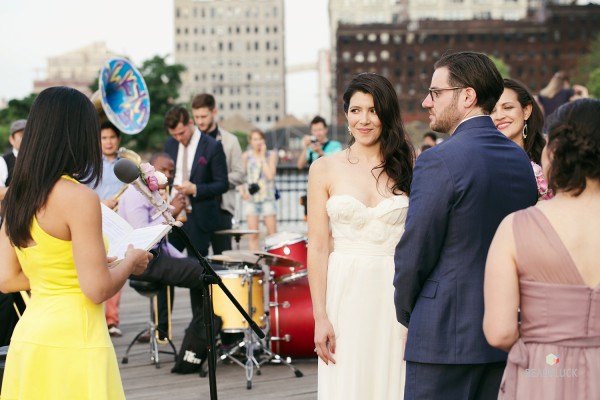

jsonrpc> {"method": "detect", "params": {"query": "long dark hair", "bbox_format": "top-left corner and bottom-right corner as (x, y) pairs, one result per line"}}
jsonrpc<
(1, 87), (102, 247)
(546, 98), (600, 196)
(503, 79), (546, 164)
(342, 73), (414, 195)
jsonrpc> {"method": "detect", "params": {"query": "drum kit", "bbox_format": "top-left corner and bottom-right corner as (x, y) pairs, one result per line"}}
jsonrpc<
(210, 230), (314, 389)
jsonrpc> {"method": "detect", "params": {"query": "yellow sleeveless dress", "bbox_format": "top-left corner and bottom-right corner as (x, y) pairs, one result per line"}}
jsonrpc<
(0, 176), (125, 400)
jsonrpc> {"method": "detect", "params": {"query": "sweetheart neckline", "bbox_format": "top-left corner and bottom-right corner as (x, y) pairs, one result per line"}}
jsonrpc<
(327, 194), (407, 209)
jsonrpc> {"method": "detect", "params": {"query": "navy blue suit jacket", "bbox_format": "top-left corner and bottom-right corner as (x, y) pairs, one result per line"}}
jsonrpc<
(165, 134), (228, 249)
(393, 116), (537, 364)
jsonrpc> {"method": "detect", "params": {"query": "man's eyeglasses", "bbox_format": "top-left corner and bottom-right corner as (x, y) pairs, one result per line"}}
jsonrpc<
(428, 86), (465, 102)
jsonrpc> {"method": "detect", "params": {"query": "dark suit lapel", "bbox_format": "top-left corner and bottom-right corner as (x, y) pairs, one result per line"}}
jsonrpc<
(189, 134), (207, 179)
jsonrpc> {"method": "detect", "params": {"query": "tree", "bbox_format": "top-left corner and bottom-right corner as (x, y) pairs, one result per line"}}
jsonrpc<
(574, 31), (600, 86)
(0, 94), (36, 152)
(586, 68), (600, 99)
(488, 55), (510, 79)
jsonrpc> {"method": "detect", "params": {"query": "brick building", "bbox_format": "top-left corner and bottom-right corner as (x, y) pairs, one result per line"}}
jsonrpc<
(334, 4), (600, 124)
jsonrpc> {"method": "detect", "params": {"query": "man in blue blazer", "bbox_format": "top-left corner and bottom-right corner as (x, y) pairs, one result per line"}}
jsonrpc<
(164, 105), (228, 256)
(393, 52), (538, 399)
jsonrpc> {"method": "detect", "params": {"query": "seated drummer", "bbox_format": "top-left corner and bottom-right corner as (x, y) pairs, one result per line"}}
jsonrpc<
(117, 152), (224, 340)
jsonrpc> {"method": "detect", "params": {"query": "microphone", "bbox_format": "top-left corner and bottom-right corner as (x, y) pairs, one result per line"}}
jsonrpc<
(113, 158), (180, 226)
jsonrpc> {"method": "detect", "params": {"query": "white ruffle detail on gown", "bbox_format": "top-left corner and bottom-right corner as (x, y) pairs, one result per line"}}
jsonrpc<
(318, 195), (408, 400)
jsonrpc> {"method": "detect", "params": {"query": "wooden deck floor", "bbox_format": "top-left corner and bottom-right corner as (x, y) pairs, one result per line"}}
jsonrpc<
(112, 241), (317, 399)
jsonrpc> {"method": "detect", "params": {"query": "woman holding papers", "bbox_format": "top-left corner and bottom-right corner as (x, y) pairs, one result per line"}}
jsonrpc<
(0, 86), (153, 400)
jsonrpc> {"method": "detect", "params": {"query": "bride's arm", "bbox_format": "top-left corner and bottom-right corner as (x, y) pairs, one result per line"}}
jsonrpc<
(307, 157), (336, 365)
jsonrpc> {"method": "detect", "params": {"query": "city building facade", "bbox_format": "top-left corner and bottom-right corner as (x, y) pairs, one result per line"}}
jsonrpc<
(174, 0), (286, 130)
(334, 4), (600, 124)
(33, 42), (122, 97)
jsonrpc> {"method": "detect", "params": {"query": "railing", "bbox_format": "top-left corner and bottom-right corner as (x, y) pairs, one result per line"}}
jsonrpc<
(234, 166), (308, 231)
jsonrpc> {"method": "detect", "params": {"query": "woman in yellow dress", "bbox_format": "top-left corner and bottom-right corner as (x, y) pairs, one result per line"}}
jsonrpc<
(0, 86), (152, 399)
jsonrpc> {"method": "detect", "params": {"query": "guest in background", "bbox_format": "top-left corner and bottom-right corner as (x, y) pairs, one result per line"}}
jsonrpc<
(239, 129), (278, 250)
(0, 119), (27, 341)
(0, 119), (26, 203)
(536, 71), (588, 121)
(297, 116), (342, 170)
(94, 121), (123, 210)
(492, 78), (552, 200)
(118, 152), (222, 343)
(484, 98), (600, 399)
(422, 131), (438, 148)
(298, 116), (343, 221)
(164, 105), (228, 257)
(90, 121), (126, 337)
(191, 94), (245, 254)
(0, 86), (151, 399)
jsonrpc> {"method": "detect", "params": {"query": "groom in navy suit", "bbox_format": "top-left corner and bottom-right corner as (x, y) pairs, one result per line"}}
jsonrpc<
(394, 52), (538, 399)
(164, 105), (228, 256)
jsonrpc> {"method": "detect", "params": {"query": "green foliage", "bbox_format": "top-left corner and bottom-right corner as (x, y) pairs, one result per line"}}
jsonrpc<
(574, 32), (600, 86)
(488, 55), (510, 78)
(0, 94), (37, 152)
(586, 68), (600, 98)
(232, 130), (249, 151)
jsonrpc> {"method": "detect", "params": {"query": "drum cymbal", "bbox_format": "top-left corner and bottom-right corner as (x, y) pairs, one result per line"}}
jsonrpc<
(252, 251), (302, 267)
(221, 250), (261, 265)
(215, 229), (260, 236)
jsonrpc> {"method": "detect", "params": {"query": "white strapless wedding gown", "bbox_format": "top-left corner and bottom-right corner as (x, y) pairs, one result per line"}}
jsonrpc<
(318, 195), (408, 400)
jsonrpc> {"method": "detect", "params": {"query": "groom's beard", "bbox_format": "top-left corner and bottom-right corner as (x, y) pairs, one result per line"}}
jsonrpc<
(430, 95), (462, 134)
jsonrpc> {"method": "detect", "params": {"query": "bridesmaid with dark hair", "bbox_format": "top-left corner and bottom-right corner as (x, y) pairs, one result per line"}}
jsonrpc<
(492, 78), (553, 200)
(0, 87), (152, 399)
(484, 98), (600, 399)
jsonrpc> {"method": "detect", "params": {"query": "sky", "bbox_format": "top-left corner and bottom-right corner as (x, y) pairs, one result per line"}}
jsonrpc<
(0, 0), (330, 120)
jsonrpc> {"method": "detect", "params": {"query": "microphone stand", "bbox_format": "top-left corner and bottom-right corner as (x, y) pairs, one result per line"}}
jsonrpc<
(169, 224), (265, 400)
(115, 157), (264, 399)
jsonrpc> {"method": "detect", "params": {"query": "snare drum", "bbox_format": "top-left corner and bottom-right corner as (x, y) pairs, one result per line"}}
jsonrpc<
(269, 272), (315, 358)
(264, 232), (308, 280)
(207, 255), (245, 270)
(212, 270), (265, 332)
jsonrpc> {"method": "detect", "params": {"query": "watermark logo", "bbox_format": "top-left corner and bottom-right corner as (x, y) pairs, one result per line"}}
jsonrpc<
(545, 353), (560, 366)
(524, 353), (577, 378)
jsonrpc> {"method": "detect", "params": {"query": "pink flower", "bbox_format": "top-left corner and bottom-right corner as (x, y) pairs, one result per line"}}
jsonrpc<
(145, 175), (159, 192)
(140, 162), (155, 175)
(531, 161), (553, 200)
(197, 156), (208, 165)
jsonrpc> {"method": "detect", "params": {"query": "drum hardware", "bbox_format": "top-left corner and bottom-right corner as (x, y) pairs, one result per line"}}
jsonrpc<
(206, 255), (246, 271)
(222, 250), (262, 266)
(252, 251), (302, 268)
(215, 229), (260, 250)
(213, 260), (304, 388)
(264, 232), (308, 280)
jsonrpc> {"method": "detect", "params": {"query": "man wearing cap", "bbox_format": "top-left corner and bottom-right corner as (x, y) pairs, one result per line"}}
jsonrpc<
(0, 119), (26, 201)
(0, 119), (27, 345)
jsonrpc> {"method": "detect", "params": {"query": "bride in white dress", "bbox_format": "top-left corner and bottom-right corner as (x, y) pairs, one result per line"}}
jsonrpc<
(307, 73), (415, 400)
